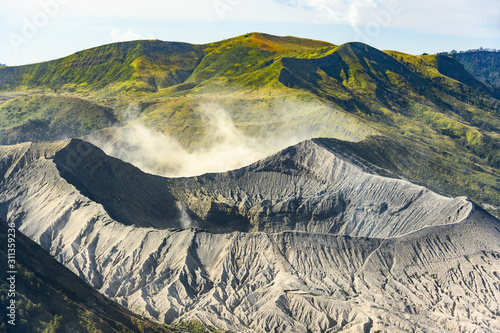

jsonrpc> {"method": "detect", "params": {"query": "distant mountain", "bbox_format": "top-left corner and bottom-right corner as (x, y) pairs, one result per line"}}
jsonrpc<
(454, 50), (500, 87)
(1, 138), (499, 332)
(0, 34), (332, 94)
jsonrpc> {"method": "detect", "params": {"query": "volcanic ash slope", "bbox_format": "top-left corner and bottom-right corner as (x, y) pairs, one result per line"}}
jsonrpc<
(0, 138), (499, 332)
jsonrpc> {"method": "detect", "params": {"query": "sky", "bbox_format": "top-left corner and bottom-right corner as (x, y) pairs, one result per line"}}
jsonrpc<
(0, 0), (499, 66)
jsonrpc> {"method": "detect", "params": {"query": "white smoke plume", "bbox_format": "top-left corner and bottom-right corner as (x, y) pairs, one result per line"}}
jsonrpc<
(177, 202), (195, 229)
(90, 103), (312, 177)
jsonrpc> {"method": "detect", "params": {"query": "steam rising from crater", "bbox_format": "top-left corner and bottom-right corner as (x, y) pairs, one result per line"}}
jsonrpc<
(89, 103), (312, 177)
(178, 202), (196, 229)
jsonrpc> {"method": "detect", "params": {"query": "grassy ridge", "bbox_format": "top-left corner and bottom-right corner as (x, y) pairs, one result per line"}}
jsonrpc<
(277, 42), (500, 167)
(0, 34), (332, 94)
(0, 40), (204, 93)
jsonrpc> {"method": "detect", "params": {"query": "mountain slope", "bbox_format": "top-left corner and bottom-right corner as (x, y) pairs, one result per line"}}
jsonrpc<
(455, 50), (500, 87)
(0, 33), (332, 94)
(0, 40), (204, 93)
(1, 138), (500, 332)
(0, 94), (116, 144)
(0, 217), (172, 333)
(83, 36), (500, 217)
(0, 138), (472, 236)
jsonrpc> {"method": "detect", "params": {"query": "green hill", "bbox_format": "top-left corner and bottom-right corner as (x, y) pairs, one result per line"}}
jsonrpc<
(0, 40), (204, 94)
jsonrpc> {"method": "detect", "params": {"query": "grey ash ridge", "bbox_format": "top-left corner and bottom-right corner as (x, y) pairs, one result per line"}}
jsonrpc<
(1, 137), (500, 332)
(168, 138), (472, 237)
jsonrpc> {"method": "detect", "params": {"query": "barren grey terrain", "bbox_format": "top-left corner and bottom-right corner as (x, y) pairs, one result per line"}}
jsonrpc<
(1, 138), (500, 332)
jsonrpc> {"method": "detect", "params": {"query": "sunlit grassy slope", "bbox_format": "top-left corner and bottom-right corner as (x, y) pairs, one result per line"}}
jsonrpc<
(0, 40), (204, 93)
(0, 32), (499, 216)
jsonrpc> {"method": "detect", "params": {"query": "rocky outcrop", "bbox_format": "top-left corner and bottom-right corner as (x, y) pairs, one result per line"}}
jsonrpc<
(1, 138), (499, 332)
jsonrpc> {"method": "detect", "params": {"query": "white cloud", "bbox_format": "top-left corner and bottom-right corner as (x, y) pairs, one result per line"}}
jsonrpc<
(280, 0), (377, 27)
(387, 0), (500, 38)
(110, 28), (142, 42)
(1, 0), (498, 41)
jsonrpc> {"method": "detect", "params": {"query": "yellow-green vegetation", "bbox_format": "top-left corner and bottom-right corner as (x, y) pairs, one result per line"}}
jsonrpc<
(0, 40), (204, 94)
(0, 32), (500, 216)
(136, 89), (375, 149)
(0, 94), (116, 144)
(184, 33), (336, 91)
